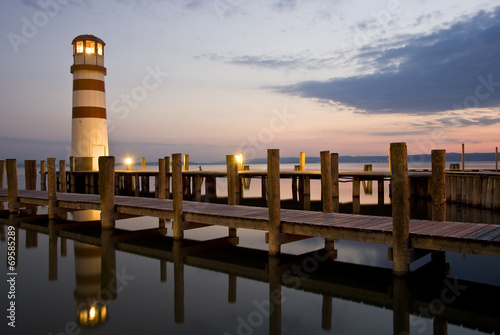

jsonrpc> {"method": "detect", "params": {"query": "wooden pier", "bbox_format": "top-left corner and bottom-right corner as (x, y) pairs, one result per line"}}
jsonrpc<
(1, 143), (500, 276)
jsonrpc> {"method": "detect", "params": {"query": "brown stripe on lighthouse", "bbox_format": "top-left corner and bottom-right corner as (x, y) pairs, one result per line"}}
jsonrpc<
(73, 79), (105, 92)
(72, 106), (107, 119)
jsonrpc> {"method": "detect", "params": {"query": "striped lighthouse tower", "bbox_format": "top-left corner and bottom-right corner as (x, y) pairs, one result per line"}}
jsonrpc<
(71, 35), (109, 171)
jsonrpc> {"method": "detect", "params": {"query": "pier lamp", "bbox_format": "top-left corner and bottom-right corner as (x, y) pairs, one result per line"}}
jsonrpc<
(125, 158), (132, 171)
(235, 153), (243, 170)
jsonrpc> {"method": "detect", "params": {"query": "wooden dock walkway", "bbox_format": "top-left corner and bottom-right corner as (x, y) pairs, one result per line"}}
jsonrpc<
(1, 187), (499, 258)
(1, 144), (500, 276)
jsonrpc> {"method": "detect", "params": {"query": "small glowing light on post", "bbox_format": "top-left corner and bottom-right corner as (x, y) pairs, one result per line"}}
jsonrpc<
(125, 158), (132, 170)
(89, 306), (96, 320)
(235, 153), (243, 164)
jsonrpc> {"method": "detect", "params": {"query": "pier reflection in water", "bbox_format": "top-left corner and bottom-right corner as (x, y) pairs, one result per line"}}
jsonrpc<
(1, 209), (499, 335)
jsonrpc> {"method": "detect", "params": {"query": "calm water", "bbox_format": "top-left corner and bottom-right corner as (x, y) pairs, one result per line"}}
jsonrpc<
(1, 162), (499, 334)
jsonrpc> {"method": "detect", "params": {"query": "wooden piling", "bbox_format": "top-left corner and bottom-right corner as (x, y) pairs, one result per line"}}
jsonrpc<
(24, 160), (37, 190)
(205, 175), (216, 202)
(172, 153), (184, 240)
(226, 155), (238, 206)
(69, 157), (76, 193)
(267, 149), (281, 256)
(496, 147), (498, 172)
(25, 160), (37, 214)
(99, 156), (116, 229)
(0, 160), (4, 188)
(226, 155), (238, 237)
(378, 178), (385, 206)
(40, 160), (46, 191)
(299, 152), (305, 171)
(59, 160), (66, 193)
(165, 156), (171, 199)
(158, 158), (166, 200)
(331, 153), (339, 213)
(302, 176), (311, 210)
(47, 158), (57, 220)
(320, 151), (333, 213)
(493, 178), (500, 210)
(431, 150), (446, 221)
(390, 143), (410, 276)
(6, 159), (19, 213)
(462, 143), (465, 171)
(142, 157), (146, 171)
(352, 176), (361, 214)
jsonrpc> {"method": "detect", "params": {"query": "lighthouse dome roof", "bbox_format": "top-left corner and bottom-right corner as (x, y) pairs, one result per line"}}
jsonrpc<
(72, 35), (105, 46)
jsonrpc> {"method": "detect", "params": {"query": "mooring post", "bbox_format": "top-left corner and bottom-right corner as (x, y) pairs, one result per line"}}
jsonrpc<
(496, 147), (498, 172)
(47, 158), (57, 220)
(331, 153), (339, 213)
(320, 151), (333, 213)
(352, 176), (361, 214)
(142, 157), (146, 171)
(172, 153), (184, 240)
(226, 155), (238, 206)
(158, 158), (166, 199)
(25, 160), (37, 215)
(0, 160), (5, 188)
(59, 160), (66, 193)
(205, 175), (216, 202)
(69, 156), (76, 193)
(226, 155), (238, 237)
(183, 154), (190, 198)
(431, 150), (446, 221)
(164, 156), (171, 199)
(390, 142), (410, 276)
(6, 159), (19, 213)
(462, 143), (465, 171)
(24, 160), (37, 191)
(158, 158), (166, 228)
(493, 179), (500, 211)
(99, 156), (116, 229)
(40, 160), (46, 191)
(299, 152), (305, 171)
(268, 149), (281, 256)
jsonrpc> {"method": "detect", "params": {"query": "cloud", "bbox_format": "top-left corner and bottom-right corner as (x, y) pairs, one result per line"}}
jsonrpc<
(275, 7), (500, 115)
(196, 52), (337, 71)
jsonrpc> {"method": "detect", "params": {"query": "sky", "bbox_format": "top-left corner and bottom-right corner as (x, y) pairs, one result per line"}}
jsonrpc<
(1, 0), (500, 163)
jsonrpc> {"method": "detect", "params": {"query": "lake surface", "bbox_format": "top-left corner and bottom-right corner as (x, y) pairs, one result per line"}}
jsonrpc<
(1, 161), (499, 334)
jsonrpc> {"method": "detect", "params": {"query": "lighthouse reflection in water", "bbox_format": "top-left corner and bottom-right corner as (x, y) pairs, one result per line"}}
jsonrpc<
(73, 210), (109, 327)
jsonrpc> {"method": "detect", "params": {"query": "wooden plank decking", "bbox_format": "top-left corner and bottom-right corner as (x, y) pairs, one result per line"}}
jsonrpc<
(1, 188), (499, 258)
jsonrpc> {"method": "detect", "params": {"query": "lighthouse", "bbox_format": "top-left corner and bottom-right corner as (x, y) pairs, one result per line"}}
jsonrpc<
(71, 35), (109, 170)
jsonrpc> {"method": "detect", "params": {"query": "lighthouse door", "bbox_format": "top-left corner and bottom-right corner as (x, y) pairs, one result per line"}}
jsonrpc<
(92, 145), (105, 170)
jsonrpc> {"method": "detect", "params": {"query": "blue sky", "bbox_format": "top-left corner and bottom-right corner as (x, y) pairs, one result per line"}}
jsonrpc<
(1, 0), (499, 163)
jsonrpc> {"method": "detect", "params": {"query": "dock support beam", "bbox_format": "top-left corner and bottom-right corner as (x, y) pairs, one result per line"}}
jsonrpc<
(268, 149), (281, 256)
(226, 155), (238, 237)
(0, 160), (4, 189)
(331, 153), (339, 213)
(59, 160), (67, 192)
(158, 158), (166, 228)
(47, 158), (58, 220)
(390, 143), (410, 276)
(99, 156), (116, 229)
(320, 151), (333, 213)
(172, 153), (184, 240)
(6, 159), (19, 214)
(432, 150), (446, 221)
